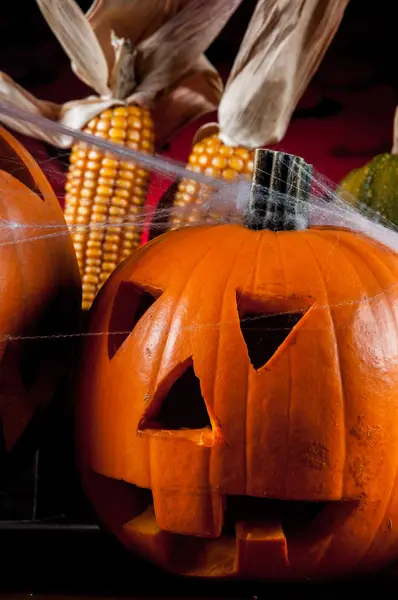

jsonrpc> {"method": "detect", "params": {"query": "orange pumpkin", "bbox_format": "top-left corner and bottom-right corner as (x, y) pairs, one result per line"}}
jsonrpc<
(78, 150), (398, 580)
(0, 126), (81, 477)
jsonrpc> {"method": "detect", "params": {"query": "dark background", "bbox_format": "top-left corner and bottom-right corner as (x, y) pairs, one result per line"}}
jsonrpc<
(1, 0), (398, 195)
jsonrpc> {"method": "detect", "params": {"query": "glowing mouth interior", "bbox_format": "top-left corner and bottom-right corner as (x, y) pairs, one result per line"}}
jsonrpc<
(89, 468), (359, 579)
(117, 485), (358, 577)
(223, 495), (327, 536)
(129, 486), (340, 540)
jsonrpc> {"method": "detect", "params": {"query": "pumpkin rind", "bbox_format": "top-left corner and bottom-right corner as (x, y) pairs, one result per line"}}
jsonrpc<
(78, 221), (398, 580)
(0, 125), (82, 475)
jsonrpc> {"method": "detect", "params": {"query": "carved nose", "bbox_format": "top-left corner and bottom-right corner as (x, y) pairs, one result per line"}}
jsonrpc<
(139, 358), (221, 536)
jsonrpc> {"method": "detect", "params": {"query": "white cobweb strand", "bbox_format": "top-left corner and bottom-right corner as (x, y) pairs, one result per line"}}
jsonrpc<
(309, 195), (398, 253)
(308, 170), (398, 252)
(208, 174), (398, 255)
(0, 101), (397, 255)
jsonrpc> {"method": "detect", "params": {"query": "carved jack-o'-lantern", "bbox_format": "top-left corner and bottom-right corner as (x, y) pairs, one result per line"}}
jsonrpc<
(0, 126), (81, 478)
(78, 150), (398, 580)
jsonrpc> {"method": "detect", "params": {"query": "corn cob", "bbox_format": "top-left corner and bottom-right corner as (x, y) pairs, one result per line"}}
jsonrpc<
(64, 105), (155, 311)
(170, 133), (255, 229)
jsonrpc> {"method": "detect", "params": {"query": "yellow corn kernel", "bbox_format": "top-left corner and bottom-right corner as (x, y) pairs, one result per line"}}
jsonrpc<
(64, 104), (155, 310)
(171, 134), (255, 229)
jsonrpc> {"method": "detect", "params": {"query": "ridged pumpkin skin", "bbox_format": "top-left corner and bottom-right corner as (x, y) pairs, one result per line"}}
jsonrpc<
(340, 154), (398, 223)
(0, 126), (82, 474)
(78, 223), (398, 580)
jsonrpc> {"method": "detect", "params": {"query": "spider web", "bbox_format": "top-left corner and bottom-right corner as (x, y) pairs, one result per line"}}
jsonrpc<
(0, 100), (396, 344)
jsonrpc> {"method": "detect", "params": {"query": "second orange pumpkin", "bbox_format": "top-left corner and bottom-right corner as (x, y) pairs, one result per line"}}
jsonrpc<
(0, 125), (81, 477)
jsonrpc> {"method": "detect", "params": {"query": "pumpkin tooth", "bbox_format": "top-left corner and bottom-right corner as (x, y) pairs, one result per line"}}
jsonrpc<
(235, 517), (289, 576)
(64, 105), (155, 311)
(170, 133), (255, 228)
(151, 485), (225, 538)
(122, 506), (171, 562)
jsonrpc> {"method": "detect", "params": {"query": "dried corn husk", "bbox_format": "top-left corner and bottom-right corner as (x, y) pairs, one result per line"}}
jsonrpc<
(0, 0), (244, 148)
(197, 0), (350, 149)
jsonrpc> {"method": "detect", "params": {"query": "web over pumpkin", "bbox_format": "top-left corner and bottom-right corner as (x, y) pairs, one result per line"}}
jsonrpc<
(77, 151), (398, 580)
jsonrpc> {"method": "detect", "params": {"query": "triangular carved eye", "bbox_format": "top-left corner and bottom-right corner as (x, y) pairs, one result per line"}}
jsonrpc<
(140, 359), (212, 431)
(237, 292), (309, 370)
(108, 281), (161, 360)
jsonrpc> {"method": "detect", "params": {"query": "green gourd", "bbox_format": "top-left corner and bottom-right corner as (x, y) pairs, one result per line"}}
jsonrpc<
(339, 108), (398, 223)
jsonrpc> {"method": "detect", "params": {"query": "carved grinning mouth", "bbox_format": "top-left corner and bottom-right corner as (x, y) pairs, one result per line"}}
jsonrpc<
(94, 476), (358, 578)
(137, 491), (336, 540)
(138, 491), (353, 539)
(223, 494), (327, 536)
(103, 284), (359, 575)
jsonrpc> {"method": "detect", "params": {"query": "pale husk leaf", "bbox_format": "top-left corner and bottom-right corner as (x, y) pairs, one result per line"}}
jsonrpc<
(57, 98), (124, 147)
(0, 0), (232, 148)
(126, 0), (243, 107)
(0, 62), (220, 150)
(218, 0), (350, 148)
(0, 72), (122, 148)
(0, 73), (62, 145)
(36, 0), (110, 96)
(150, 55), (222, 148)
(86, 0), (243, 108)
(108, 36), (137, 100)
(192, 122), (220, 145)
(86, 0), (183, 75)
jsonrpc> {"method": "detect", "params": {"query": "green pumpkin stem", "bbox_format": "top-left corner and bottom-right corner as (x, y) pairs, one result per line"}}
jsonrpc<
(245, 149), (312, 231)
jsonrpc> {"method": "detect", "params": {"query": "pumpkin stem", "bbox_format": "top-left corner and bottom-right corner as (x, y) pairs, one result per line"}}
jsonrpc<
(245, 149), (312, 231)
(392, 107), (398, 155)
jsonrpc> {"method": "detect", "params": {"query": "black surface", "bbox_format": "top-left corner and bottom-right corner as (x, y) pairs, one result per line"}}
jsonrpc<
(0, 521), (395, 597)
